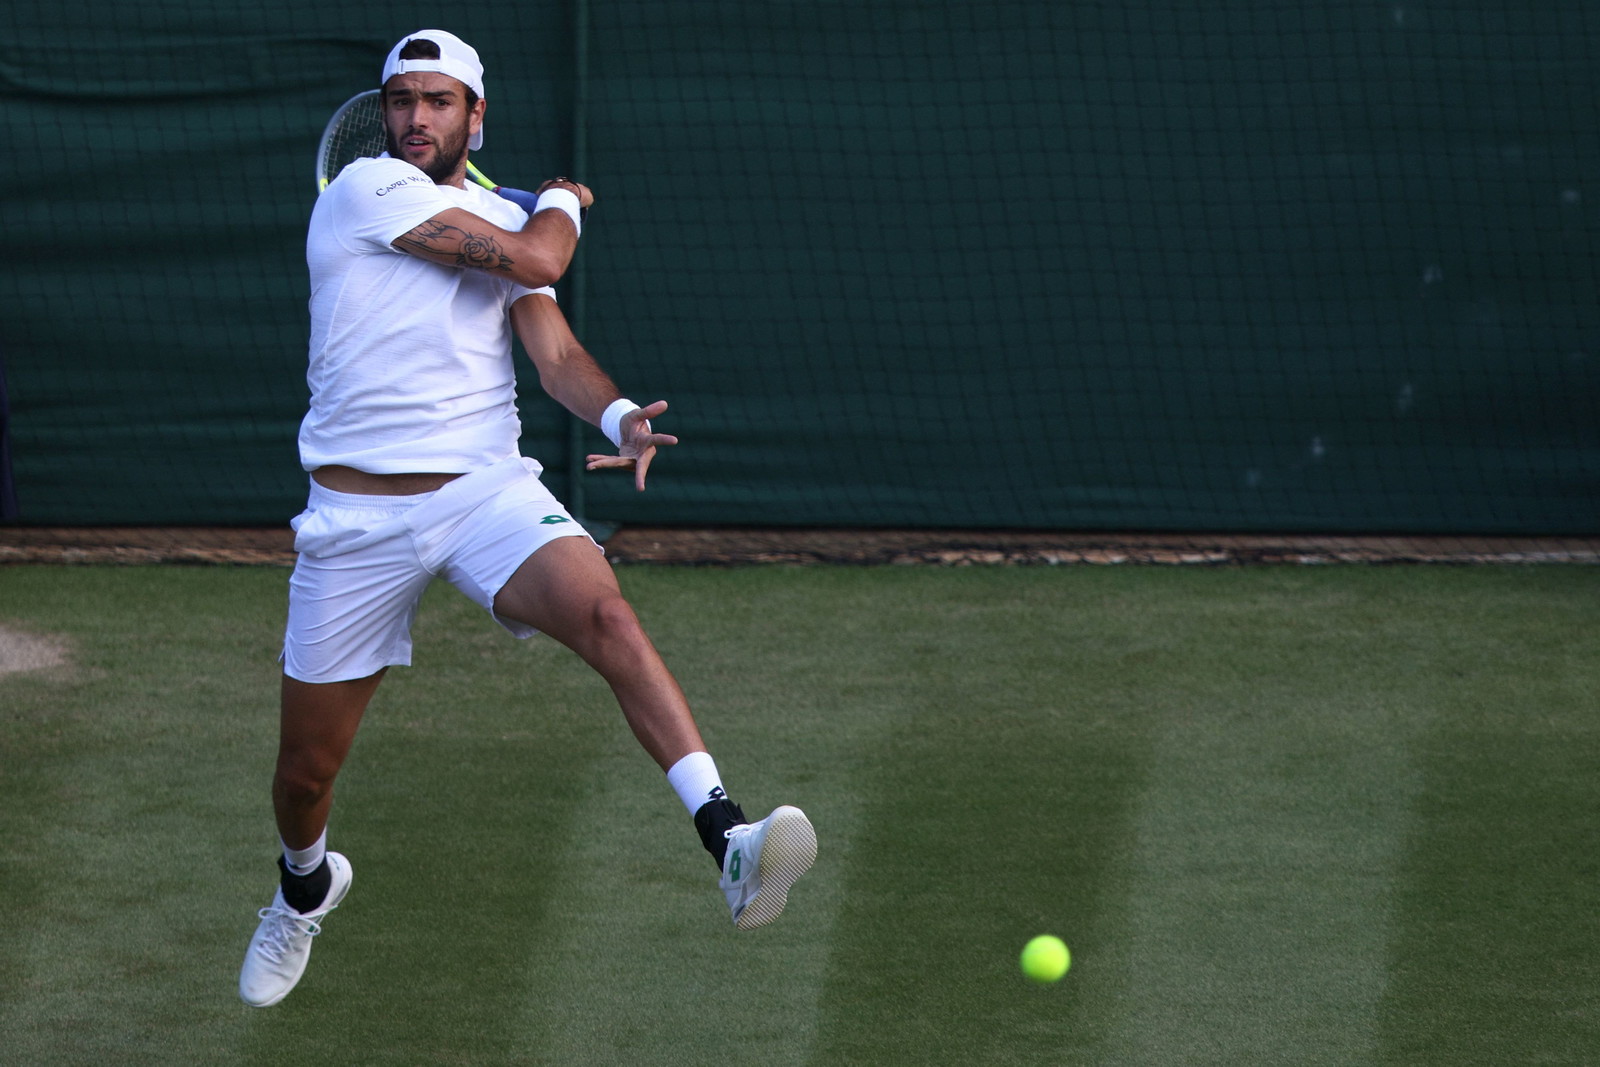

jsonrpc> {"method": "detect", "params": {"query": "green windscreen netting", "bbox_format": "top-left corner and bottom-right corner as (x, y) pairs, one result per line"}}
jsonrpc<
(4, 2), (1597, 533)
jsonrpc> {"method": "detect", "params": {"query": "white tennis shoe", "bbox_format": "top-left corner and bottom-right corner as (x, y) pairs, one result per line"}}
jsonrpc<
(239, 852), (353, 1007)
(720, 806), (816, 930)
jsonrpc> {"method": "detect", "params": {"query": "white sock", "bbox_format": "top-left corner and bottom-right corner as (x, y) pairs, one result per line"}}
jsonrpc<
(666, 751), (727, 815)
(281, 830), (327, 876)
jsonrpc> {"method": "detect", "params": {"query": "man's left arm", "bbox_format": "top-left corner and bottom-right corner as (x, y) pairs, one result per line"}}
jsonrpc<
(510, 293), (678, 492)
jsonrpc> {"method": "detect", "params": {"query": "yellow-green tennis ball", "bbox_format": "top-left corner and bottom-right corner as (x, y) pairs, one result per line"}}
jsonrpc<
(1020, 935), (1070, 983)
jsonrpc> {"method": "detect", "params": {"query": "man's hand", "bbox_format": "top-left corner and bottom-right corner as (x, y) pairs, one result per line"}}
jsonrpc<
(586, 400), (678, 491)
(488, 178), (592, 227)
(536, 177), (595, 212)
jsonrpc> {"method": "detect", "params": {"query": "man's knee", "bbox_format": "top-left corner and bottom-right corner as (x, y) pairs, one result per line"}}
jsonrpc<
(582, 593), (646, 644)
(568, 593), (658, 663)
(591, 593), (641, 631)
(273, 746), (342, 806)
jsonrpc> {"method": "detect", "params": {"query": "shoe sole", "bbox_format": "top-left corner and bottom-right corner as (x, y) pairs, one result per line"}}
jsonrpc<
(737, 807), (817, 931)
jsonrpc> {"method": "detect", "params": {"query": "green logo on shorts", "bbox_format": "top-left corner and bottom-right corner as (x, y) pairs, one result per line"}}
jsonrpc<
(540, 515), (571, 525)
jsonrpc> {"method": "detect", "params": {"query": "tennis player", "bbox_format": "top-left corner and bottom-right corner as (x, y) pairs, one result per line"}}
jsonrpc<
(239, 29), (816, 1008)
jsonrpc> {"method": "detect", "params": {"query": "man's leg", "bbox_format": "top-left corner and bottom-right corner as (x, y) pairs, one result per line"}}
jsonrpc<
(491, 538), (703, 771)
(240, 670), (382, 1007)
(490, 537), (815, 929)
(274, 670), (386, 850)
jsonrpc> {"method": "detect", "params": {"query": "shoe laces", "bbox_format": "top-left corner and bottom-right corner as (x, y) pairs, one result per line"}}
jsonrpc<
(253, 903), (326, 963)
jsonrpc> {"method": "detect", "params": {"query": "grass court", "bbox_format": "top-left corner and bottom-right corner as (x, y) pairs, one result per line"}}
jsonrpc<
(1, 562), (1596, 1065)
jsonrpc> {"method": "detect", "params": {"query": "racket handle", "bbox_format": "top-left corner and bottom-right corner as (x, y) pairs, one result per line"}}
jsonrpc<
(496, 185), (588, 226)
(492, 185), (543, 215)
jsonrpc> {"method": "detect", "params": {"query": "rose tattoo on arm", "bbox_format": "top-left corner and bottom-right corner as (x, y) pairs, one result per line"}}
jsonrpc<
(394, 219), (515, 273)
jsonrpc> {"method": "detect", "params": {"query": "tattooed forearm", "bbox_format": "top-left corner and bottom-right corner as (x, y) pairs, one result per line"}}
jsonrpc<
(395, 220), (516, 273)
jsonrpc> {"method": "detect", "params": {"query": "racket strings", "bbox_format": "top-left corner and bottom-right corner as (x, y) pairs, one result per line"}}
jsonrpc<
(319, 93), (386, 188)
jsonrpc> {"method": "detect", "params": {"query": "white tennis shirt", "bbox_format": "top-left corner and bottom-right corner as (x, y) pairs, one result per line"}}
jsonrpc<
(299, 155), (554, 474)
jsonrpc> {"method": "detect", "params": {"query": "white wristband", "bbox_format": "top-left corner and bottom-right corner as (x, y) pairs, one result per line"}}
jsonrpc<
(601, 399), (641, 448)
(534, 188), (583, 236)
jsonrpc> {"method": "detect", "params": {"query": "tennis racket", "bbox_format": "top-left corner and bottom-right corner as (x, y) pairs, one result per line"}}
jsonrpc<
(314, 89), (539, 212)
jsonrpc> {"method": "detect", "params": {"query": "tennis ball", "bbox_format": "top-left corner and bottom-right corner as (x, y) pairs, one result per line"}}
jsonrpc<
(1020, 934), (1070, 983)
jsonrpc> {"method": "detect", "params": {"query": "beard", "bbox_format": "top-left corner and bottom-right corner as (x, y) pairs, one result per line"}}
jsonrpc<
(386, 123), (471, 184)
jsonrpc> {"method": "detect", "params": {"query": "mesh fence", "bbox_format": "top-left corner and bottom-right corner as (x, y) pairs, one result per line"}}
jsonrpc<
(4, 2), (1597, 538)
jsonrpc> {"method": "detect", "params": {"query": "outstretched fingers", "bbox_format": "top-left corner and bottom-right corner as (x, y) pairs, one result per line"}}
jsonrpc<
(586, 400), (679, 491)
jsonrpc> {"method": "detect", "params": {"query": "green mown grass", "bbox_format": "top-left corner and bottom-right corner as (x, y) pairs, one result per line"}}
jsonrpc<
(1, 563), (1596, 1065)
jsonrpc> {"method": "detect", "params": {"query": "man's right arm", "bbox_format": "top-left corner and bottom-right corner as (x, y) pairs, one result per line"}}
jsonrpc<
(390, 181), (593, 290)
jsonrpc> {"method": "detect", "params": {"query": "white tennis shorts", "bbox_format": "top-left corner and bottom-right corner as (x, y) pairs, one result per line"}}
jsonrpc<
(281, 455), (597, 684)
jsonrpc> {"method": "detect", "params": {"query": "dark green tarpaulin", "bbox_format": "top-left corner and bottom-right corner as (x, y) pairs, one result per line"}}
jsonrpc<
(4, 2), (1596, 532)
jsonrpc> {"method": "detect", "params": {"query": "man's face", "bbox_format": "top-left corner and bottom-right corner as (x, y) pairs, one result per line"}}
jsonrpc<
(381, 72), (485, 184)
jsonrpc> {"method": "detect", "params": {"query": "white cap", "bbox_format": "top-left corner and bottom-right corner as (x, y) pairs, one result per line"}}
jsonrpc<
(382, 29), (486, 150)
